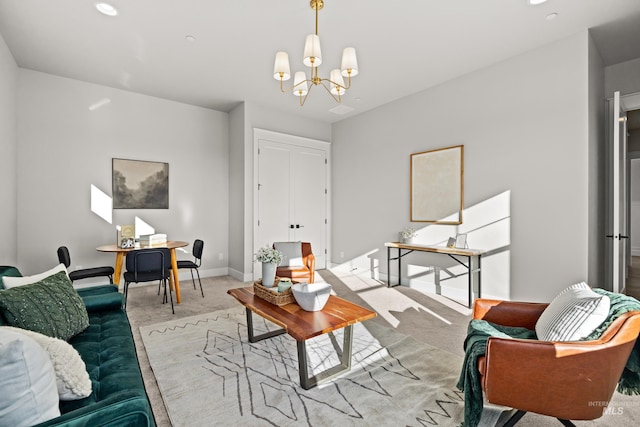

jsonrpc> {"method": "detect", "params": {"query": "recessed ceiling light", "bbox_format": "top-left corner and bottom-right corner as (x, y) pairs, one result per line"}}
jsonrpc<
(95, 3), (118, 17)
(528, 0), (548, 5)
(546, 12), (558, 20)
(185, 35), (197, 43)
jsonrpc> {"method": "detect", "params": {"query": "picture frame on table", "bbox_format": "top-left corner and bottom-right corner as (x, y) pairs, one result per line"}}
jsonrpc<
(455, 233), (467, 249)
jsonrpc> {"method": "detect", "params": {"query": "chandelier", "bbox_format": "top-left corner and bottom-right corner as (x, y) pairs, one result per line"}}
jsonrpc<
(272, 0), (359, 106)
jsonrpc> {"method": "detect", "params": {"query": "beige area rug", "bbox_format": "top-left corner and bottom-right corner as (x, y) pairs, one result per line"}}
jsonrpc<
(140, 307), (466, 427)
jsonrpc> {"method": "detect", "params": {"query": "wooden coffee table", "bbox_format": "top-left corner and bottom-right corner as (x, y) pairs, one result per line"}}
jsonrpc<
(227, 286), (377, 390)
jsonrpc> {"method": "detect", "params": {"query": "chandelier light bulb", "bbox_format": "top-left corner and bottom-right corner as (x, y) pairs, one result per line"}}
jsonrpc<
(273, 51), (291, 81)
(293, 72), (309, 97)
(303, 34), (322, 67)
(341, 47), (358, 77)
(330, 69), (345, 95)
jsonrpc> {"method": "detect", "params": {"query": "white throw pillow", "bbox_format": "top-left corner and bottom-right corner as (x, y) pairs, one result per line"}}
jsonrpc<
(2, 263), (68, 289)
(0, 328), (60, 426)
(274, 242), (304, 267)
(3, 326), (92, 400)
(535, 282), (610, 341)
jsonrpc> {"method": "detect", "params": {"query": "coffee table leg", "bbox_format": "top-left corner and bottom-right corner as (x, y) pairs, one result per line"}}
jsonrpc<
(297, 324), (354, 390)
(245, 308), (286, 343)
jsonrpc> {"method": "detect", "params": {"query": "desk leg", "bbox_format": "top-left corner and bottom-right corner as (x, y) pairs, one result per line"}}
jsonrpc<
(468, 255), (472, 308)
(398, 248), (402, 286)
(169, 248), (181, 304)
(387, 247), (391, 287)
(113, 253), (124, 287)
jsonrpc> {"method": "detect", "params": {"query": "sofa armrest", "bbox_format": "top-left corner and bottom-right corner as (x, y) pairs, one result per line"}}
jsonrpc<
(472, 299), (548, 330)
(82, 292), (124, 313)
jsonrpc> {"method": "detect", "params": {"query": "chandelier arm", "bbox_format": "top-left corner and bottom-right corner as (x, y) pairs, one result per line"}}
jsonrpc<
(319, 81), (342, 103)
(279, 77), (313, 94)
(321, 77), (347, 93)
(300, 84), (314, 106)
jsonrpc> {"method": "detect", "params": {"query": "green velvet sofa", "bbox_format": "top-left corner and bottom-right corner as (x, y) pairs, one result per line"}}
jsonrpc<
(0, 266), (155, 427)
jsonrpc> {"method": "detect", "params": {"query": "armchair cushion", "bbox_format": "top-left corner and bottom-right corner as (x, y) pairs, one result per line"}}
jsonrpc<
(535, 282), (610, 341)
(274, 241), (304, 267)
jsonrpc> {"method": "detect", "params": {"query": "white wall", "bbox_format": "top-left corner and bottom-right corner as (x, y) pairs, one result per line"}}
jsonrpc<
(605, 57), (640, 99)
(331, 32), (592, 303)
(588, 33), (606, 288)
(16, 70), (229, 281)
(0, 33), (18, 266)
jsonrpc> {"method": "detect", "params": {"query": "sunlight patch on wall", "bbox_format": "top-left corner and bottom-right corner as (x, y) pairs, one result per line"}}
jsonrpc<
(90, 185), (112, 224)
(405, 190), (512, 301)
(134, 217), (155, 238)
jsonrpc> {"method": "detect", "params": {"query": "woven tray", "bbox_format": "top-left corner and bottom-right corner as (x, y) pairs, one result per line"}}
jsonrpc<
(254, 279), (296, 306)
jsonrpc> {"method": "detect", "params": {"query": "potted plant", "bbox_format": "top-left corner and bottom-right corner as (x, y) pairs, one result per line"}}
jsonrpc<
(400, 227), (417, 244)
(254, 246), (284, 288)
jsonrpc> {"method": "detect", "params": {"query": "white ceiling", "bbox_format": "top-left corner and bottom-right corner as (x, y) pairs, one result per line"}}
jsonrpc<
(1, 0), (640, 124)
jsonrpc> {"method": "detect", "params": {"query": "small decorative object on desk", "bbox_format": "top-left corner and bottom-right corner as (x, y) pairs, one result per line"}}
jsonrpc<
(400, 227), (417, 244)
(139, 233), (167, 246)
(254, 245), (284, 288)
(291, 282), (332, 311)
(254, 278), (296, 306)
(455, 233), (467, 249)
(277, 277), (292, 293)
(117, 224), (135, 248)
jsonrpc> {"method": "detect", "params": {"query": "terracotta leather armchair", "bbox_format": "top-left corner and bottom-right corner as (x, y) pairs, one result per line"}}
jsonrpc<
(473, 298), (640, 425)
(275, 242), (315, 283)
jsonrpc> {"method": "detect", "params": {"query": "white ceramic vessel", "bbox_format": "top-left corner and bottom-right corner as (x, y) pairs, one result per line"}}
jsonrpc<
(291, 282), (332, 311)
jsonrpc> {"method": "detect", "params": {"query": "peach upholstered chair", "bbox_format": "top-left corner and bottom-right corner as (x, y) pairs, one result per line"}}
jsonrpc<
(274, 241), (315, 284)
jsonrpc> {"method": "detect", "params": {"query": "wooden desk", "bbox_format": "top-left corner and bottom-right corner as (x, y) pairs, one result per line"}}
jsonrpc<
(96, 241), (189, 304)
(227, 286), (377, 389)
(385, 242), (484, 308)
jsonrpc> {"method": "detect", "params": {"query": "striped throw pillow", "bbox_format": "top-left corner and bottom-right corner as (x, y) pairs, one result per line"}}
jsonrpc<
(535, 282), (610, 341)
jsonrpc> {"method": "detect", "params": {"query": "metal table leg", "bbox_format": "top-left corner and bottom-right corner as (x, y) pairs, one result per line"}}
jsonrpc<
(297, 324), (354, 390)
(245, 308), (286, 343)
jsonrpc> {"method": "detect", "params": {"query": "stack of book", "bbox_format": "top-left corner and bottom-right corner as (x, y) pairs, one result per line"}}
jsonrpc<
(139, 233), (167, 246)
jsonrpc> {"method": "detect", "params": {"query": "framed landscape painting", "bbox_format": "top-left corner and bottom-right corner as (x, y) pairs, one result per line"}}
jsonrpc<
(112, 158), (169, 209)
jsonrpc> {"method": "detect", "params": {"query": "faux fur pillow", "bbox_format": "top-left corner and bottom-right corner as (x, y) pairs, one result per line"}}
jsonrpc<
(2, 326), (92, 400)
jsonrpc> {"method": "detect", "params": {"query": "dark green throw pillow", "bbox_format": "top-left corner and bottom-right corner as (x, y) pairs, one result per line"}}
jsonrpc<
(0, 270), (89, 340)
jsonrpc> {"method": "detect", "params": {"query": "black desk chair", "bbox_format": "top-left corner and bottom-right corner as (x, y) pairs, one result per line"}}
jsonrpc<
(177, 239), (204, 297)
(123, 248), (174, 314)
(57, 246), (114, 284)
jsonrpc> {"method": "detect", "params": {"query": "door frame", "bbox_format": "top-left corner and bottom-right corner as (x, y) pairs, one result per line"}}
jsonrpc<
(253, 128), (331, 279)
(606, 91), (640, 292)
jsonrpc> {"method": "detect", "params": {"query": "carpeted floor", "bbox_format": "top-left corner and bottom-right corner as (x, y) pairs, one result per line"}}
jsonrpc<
(125, 269), (640, 426)
(139, 307), (465, 426)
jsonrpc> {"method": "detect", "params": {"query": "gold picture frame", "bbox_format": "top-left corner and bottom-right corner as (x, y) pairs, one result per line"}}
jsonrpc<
(410, 145), (463, 224)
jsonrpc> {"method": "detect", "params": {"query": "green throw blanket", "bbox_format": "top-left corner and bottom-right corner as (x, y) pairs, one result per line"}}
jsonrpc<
(456, 289), (640, 427)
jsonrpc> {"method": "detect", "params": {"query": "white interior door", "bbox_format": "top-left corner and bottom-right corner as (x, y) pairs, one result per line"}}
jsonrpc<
(254, 130), (329, 279)
(610, 91), (628, 293)
(290, 147), (327, 267)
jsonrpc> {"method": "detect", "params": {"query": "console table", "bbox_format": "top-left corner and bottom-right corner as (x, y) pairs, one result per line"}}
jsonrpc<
(385, 242), (484, 308)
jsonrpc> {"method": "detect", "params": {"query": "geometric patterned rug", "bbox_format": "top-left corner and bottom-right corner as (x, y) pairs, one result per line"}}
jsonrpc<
(140, 307), (465, 426)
